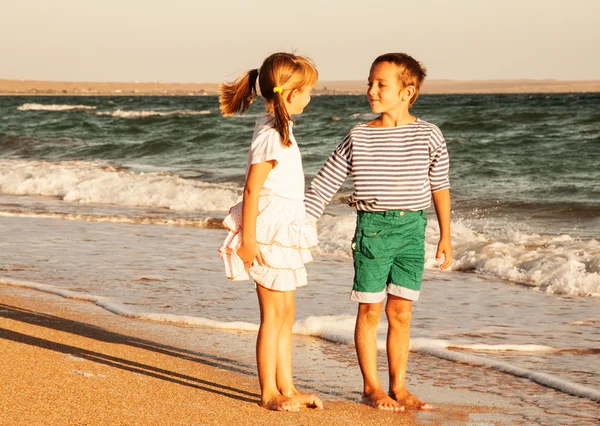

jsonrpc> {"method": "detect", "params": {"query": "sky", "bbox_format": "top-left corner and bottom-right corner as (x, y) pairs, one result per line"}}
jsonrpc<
(1, 0), (599, 83)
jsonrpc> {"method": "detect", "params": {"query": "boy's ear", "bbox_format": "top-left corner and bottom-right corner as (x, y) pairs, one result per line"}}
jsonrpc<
(403, 85), (416, 103)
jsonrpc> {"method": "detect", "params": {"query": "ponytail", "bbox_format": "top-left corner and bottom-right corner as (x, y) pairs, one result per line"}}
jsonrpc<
(271, 89), (292, 147)
(219, 69), (260, 116)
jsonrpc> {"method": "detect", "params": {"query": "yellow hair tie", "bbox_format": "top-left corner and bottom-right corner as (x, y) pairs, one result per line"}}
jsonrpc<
(273, 87), (282, 94)
(257, 67), (260, 75)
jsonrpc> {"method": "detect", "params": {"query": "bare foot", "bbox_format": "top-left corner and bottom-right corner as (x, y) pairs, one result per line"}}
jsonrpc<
(260, 395), (301, 412)
(362, 389), (404, 411)
(389, 388), (432, 410)
(290, 391), (324, 410)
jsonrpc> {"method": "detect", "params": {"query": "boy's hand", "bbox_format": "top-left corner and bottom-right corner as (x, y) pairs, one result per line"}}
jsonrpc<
(237, 242), (265, 270)
(436, 237), (453, 270)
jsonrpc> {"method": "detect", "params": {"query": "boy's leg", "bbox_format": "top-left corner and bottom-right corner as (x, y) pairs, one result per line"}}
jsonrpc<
(355, 301), (403, 411)
(256, 284), (300, 411)
(386, 295), (431, 409)
(276, 290), (323, 409)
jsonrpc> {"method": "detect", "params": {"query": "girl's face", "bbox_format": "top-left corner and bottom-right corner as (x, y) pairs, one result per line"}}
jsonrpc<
(285, 85), (313, 116)
(367, 62), (407, 114)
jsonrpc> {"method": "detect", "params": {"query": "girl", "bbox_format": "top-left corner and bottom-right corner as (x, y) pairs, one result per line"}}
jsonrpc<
(218, 52), (323, 412)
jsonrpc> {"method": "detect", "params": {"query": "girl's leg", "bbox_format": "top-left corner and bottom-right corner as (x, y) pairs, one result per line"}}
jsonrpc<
(276, 290), (323, 409)
(386, 295), (431, 409)
(275, 290), (295, 394)
(256, 284), (300, 411)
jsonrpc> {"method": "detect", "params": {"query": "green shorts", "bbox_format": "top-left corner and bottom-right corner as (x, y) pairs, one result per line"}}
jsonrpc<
(351, 210), (427, 303)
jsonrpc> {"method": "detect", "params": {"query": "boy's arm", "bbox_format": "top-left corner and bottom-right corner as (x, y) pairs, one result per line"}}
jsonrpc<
(305, 134), (352, 220)
(432, 188), (452, 269)
(428, 126), (452, 269)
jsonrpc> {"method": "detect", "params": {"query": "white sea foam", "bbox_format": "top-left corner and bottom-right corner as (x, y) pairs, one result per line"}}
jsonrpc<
(410, 339), (600, 403)
(0, 210), (217, 228)
(2, 158), (598, 298)
(315, 214), (600, 298)
(0, 278), (259, 331)
(568, 318), (600, 326)
(17, 103), (97, 111)
(16, 104), (211, 116)
(96, 109), (211, 118)
(0, 159), (240, 212)
(449, 228), (600, 297)
(2, 277), (599, 403)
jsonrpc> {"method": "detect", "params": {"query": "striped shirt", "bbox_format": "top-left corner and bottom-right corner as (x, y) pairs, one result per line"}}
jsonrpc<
(305, 118), (450, 219)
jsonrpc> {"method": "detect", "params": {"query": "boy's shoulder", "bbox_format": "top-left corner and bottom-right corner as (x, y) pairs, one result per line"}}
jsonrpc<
(347, 118), (443, 138)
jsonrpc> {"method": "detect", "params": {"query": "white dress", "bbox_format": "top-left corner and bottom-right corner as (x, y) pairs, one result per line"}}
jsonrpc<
(218, 114), (318, 291)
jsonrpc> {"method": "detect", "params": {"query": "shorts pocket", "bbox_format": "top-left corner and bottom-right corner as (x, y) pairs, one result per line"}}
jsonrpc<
(356, 228), (384, 259)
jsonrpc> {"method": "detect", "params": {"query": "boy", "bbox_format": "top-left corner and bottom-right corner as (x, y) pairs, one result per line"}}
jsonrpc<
(305, 53), (452, 411)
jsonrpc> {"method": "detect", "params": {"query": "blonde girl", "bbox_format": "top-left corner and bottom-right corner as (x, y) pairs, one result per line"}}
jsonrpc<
(218, 52), (322, 412)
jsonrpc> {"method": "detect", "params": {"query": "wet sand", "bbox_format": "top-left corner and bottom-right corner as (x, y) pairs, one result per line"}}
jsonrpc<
(1, 78), (599, 96)
(0, 287), (499, 426)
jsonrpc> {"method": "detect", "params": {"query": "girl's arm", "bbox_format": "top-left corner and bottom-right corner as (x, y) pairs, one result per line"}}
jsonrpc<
(238, 161), (275, 269)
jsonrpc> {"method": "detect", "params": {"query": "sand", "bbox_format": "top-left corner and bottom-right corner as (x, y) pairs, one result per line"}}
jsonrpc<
(1, 78), (599, 96)
(0, 286), (500, 426)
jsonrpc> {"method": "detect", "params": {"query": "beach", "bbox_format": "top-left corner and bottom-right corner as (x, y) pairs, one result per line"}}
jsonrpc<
(1, 79), (600, 96)
(1, 215), (599, 425)
(0, 282), (499, 426)
(1, 93), (599, 424)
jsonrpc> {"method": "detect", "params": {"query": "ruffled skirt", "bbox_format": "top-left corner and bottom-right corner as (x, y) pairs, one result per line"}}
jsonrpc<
(218, 195), (318, 291)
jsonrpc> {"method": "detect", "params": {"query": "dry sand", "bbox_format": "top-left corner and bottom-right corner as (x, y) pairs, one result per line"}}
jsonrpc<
(1, 78), (599, 96)
(0, 287), (498, 426)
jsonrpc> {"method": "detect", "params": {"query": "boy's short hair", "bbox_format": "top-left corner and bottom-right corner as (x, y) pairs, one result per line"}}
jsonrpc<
(371, 53), (427, 105)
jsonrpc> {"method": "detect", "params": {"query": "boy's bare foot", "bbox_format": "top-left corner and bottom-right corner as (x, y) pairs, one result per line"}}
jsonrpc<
(290, 391), (324, 410)
(260, 395), (301, 412)
(363, 389), (404, 411)
(389, 388), (432, 410)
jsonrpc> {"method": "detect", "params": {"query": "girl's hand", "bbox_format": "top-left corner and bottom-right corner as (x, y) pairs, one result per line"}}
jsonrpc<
(237, 242), (265, 270)
(436, 237), (453, 270)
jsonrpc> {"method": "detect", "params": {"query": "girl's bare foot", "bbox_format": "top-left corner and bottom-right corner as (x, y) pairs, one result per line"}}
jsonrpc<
(389, 388), (432, 410)
(290, 391), (324, 410)
(260, 395), (301, 412)
(362, 389), (404, 411)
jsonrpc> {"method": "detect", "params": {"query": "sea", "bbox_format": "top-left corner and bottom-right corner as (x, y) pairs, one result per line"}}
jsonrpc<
(0, 94), (599, 424)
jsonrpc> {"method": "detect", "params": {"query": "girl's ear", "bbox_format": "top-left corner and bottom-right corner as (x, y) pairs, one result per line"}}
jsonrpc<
(286, 88), (299, 103)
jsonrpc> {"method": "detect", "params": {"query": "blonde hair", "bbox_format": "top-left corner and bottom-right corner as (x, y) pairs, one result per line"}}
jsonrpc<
(219, 52), (318, 147)
(371, 53), (427, 106)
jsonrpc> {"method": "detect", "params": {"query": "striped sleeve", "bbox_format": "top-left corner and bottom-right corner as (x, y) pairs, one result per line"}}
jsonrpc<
(304, 133), (352, 219)
(428, 125), (450, 192)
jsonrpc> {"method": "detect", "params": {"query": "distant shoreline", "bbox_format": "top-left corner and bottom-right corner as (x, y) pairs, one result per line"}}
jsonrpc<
(1, 79), (599, 96)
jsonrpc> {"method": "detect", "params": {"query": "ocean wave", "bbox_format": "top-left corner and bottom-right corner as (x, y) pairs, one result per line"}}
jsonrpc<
(0, 159), (240, 212)
(1, 158), (598, 298)
(2, 277), (599, 404)
(0, 278), (259, 331)
(96, 109), (211, 118)
(15, 104), (212, 117)
(449, 228), (600, 297)
(315, 215), (600, 298)
(0, 210), (222, 229)
(17, 103), (97, 111)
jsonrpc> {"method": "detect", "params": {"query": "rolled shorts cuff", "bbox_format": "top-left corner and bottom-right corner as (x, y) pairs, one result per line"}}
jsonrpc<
(387, 284), (420, 301)
(350, 290), (386, 303)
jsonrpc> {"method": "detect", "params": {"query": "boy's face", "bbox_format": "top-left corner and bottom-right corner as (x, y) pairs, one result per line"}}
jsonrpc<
(367, 62), (411, 114)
